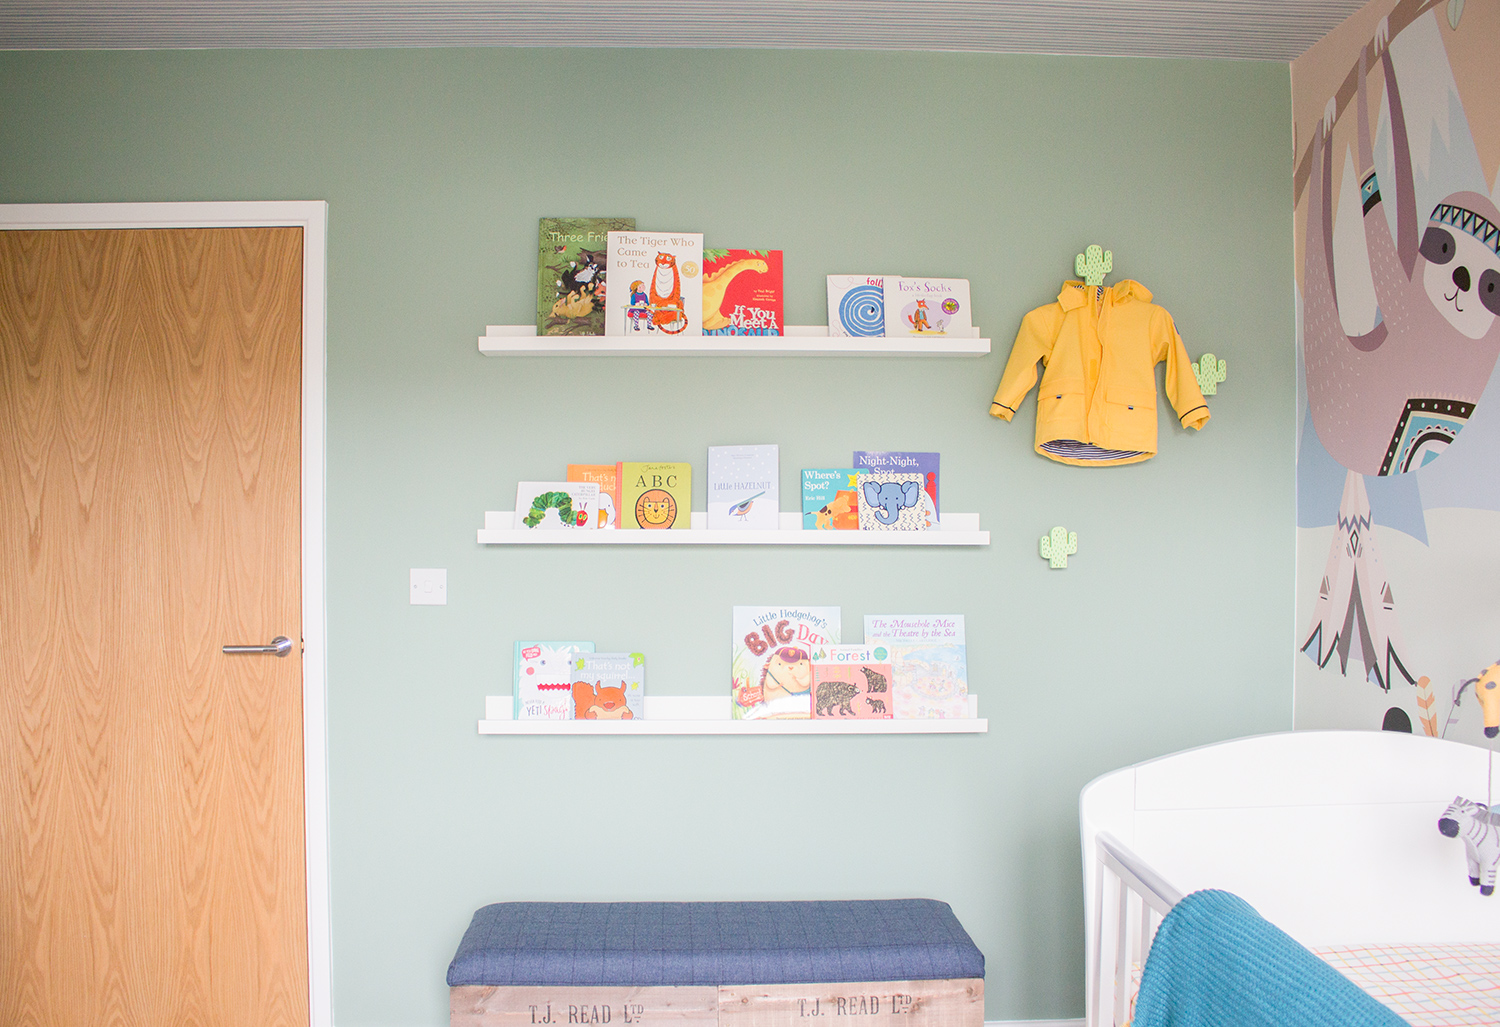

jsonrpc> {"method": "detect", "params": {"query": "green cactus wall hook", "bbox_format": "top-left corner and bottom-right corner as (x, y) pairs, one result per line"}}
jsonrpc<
(1075, 245), (1113, 288)
(1039, 526), (1078, 569)
(1193, 353), (1227, 395)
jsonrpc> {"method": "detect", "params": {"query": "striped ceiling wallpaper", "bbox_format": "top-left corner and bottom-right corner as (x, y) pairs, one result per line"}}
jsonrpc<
(0, 1), (1369, 60)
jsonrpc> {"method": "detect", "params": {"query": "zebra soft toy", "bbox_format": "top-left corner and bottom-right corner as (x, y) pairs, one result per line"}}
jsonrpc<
(1438, 796), (1500, 895)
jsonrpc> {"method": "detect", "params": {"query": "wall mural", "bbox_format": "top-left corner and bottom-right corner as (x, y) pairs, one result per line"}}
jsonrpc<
(1294, 0), (1500, 742)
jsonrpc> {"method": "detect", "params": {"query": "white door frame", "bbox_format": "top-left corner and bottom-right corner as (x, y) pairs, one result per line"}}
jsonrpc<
(1, 201), (333, 1027)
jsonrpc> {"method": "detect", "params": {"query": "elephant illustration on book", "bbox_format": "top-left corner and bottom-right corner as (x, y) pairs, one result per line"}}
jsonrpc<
(861, 478), (923, 526)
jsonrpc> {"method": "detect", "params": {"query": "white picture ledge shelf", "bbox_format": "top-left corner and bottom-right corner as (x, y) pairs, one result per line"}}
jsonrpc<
(479, 695), (987, 735)
(478, 511), (988, 546)
(479, 324), (991, 357)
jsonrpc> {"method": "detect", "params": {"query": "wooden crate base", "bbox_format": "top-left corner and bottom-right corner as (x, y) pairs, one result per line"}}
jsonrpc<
(453, 979), (983, 1027)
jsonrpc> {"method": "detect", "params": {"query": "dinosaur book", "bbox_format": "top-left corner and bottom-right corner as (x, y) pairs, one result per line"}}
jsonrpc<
(701, 249), (782, 336)
(731, 606), (841, 720)
(707, 445), (779, 530)
(512, 481), (599, 530)
(537, 217), (635, 337)
(571, 652), (645, 720)
(605, 230), (704, 337)
(883, 277), (972, 338)
(801, 468), (861, 530)
(514, 641), (594, 720)
(810, 645), (894, 719)
(619, 462), (692, 530)
(853, 451), (939, 518)
(863, 615), (968, 719)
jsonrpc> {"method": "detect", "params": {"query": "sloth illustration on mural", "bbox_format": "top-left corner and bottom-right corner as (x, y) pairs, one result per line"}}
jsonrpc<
(1300, 5), (1500, 694)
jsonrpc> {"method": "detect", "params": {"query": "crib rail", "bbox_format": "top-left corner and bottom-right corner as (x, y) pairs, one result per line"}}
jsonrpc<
(1089, 832), (1183, 1027)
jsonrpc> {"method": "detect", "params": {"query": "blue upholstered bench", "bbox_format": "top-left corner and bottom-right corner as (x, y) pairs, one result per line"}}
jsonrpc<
(448, 900), (984, 1027)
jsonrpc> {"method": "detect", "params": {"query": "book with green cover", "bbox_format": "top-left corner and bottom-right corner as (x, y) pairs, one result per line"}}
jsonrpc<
(620, 462), (692, 530)
(537, 217), (634, 336)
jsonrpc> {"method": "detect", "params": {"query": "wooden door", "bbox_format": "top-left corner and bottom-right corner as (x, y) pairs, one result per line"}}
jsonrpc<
(0, 228), (308, 1027)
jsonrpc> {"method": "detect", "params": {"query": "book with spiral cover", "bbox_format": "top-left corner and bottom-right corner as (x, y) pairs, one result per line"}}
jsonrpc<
(827, 275), (886, 337)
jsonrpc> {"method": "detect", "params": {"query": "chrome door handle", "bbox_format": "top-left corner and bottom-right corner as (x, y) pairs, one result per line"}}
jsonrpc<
(223, 636), (295, 657)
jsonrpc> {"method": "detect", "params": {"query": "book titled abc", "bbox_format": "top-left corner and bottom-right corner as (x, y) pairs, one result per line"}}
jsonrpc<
(620, 462), (691, 530)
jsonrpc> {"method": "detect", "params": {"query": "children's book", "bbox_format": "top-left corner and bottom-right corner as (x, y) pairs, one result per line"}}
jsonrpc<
(606, 231), (704, 337)
(567, 464), (621, 529)
(537, 217), (635, 336)
(853, 451), (939, 520)
(883, 278), (972, 338)
(855, 472), (929, 531)
(731, 606), (841, 720)
(801, 468), (861, 530)
(515, 641), (595, 719)
(702, 249), (783, 336)
(513, 481), (599, 530)
(571, 652), (645, 720)
(619, 462), (692, 530)
(810, 644), (894, 719)
(862, 615), (968, 719)
(707, 445), (779, 530)
(827, 275), (886, 337)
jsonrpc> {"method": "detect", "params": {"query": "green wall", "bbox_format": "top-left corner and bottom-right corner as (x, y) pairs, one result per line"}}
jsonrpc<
(0, 48), (1294, 1025)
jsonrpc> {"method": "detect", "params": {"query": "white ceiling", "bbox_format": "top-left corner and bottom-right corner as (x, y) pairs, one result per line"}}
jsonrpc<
(0, 1), (1366, 60)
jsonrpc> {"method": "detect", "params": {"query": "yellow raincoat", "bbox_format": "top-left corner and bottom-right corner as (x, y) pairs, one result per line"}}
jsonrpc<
(990, 279), (1209, 466)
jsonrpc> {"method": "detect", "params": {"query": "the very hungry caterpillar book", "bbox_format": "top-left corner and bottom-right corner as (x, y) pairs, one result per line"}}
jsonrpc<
(863, 615), (967, 719)
(810, 645), (893, 719)
(708, 445), (779, 530)
(731, 606), (840, 720)
(702, 249), (782, 336)
(514, 641), (594, 719)
(513, 481), (599, 530)
(606, 231), (704, 337)
(620, 462), (691, 530)
(572, 652), (645, 720)
(801, 468), (860, 530)
(537, 217), (634, 336)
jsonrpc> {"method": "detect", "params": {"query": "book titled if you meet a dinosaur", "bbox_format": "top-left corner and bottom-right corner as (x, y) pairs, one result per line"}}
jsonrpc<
(702, 249), (782, 336)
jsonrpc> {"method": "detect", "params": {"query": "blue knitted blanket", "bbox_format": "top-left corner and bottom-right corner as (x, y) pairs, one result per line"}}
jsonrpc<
(1132, 890), (1408, 1027)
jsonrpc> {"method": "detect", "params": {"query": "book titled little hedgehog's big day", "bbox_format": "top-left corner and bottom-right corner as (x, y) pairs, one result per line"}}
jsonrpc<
(536, 217), (634, 336)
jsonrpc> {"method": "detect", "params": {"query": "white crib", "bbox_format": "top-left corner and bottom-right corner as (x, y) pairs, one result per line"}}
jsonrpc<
(1079, 730), (1500, 1027)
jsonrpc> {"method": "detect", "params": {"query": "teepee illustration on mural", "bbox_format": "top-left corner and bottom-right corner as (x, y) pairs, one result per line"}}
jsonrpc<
(1301, 470), (1416, 691)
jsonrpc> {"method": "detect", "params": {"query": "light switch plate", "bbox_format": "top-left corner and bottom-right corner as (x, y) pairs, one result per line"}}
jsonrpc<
(410, 568), (447, 605)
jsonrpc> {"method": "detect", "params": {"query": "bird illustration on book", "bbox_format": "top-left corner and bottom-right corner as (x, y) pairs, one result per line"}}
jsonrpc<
(728, 491), (766, 522)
